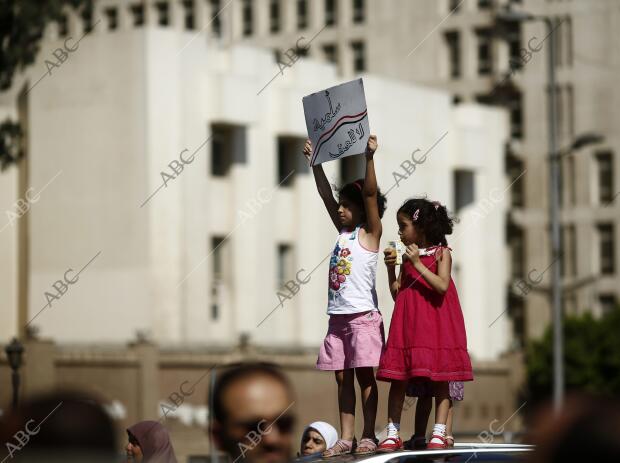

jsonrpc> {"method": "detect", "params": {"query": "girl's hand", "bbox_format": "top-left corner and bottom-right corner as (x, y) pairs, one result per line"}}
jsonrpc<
(403, 243), (421, 265)
(303, 139), (313, 164)
(383, 247), (397, 267)
(365, 135), (377, 157)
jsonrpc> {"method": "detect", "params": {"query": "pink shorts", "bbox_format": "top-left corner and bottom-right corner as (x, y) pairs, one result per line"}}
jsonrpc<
(316, 310), (385, 370)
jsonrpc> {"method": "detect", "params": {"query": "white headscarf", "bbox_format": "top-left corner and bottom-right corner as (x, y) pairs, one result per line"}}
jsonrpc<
(302, 421), (338, 450)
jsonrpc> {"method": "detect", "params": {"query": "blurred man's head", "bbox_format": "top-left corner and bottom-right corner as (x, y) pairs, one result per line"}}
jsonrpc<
(0, 389), (117, 462)
(527, 394), (620, 463)
(210, 363), (296, 463)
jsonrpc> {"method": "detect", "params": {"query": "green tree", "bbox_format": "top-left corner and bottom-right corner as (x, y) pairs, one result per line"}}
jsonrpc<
(525, 305), (620, 404)
(0, 0), (91, 169)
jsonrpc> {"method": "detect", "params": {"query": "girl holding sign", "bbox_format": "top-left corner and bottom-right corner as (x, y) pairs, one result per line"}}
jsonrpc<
(377, 198), (473, 451)
(303, 135), (387, 456)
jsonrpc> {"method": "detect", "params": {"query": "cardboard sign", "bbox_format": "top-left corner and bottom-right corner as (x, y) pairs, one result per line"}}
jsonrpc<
(302, 78), (370, 166)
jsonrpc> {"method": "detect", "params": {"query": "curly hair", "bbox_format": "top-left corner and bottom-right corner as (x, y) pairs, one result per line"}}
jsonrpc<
(398, 197), (456, 246)
(337, 178), (387, 221)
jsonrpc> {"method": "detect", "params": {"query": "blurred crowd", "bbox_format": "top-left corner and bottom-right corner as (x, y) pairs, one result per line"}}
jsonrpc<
(1, 362), (619, 462)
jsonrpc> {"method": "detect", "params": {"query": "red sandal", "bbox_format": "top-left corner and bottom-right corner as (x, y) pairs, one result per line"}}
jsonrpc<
(377, 436), (403, 453)
(427, 433), (447, 450)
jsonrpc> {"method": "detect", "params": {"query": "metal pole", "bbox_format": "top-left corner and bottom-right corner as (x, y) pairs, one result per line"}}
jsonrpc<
(11, 370), (20, 409)
(210, 368), (217, 463)
(545, 18), (564, 412)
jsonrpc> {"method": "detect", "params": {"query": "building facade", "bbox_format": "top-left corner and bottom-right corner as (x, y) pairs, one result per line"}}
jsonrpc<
(0, 0), (511, 358)
(223, 0), (619, 346)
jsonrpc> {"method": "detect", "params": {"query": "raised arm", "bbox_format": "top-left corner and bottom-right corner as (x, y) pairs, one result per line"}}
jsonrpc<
(361, 135), (382, 249)
(303, 140), (340, 231)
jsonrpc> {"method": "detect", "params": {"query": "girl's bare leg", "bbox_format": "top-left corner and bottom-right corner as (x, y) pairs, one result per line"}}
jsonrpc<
(355, 367), (379, 439)
(433, 382), (450, 425)
(446, 400), (454, 436)
(387, 380), (407, 426)
(335, 369), (356, 441)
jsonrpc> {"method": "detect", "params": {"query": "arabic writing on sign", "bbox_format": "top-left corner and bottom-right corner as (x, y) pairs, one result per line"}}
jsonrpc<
(313, 91), (341, 132)
(328, 123), (365, 158)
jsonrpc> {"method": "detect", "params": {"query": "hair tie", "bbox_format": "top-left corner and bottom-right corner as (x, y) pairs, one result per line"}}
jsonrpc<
(353, 181), (362, 191)
(412, 209), (420, 222)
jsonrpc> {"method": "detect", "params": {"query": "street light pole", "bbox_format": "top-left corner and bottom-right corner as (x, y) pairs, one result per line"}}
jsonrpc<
(544, 17), (564, 413)
(496, 9), (565, 411)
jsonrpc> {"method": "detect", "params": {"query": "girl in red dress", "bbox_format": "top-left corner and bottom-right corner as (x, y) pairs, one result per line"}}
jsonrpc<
(376, 198), (473, 451)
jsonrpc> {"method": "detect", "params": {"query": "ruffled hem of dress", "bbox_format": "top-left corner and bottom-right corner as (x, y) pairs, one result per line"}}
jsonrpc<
(376, 346), (473, 382)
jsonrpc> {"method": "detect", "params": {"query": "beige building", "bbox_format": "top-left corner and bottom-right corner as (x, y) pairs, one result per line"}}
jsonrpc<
(226, 0), (619, 345)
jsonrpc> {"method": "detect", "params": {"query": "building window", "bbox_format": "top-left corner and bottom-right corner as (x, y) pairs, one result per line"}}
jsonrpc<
(507, 293), (526, 348)
(596, 151), (614, 205)
(508, 222), (525, 279)
(325, 0), (337, 26)
(566, 154), (576, 206)
(278, 137), (305, 187)
(131, 4), (145, 27)
(598, 223), (615, 275)
(242, 0), (253, 36)
(444, 31), (460, 79)
(270, 0), (281, 33)
(295, 44), (309, 58)
(352, 0), (365, 24)
(277, 244), (294, 287)
(453, 169), (475, 214)
(565, 16), (573, 67)
(104, 7), (118, 30)
(156, 2), (170, 26)
(297, 0), (308, 30)
(508, 91), (523, 140)
(212, 236), (226, 281)
(81, 6), (94, 33)
(211, 124), (246, 176)
(506, 22), (522, 72)
(183, 0), (195, 30)
(351, 41), (365, 72)
(507, 153), (525, 208)
(211, 236), (228, 320)
(323, 44), (338, 64)
(210, 0), (222, 37)
(554, 16), (563, 67)
(57, 14), (69, 37)
(448, 0), (462, 12)
(566, 84), (575, 137)
(600, 294), (618, 315)
(476, 28), (493, 75)
(211, 285), (219, 320)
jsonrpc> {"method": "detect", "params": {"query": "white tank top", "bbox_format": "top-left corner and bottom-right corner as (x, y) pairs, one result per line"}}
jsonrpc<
(326, 225), (379, 315)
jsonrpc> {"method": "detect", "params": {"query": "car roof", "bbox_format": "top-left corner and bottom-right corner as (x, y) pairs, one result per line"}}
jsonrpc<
(294, 444), (534, 463)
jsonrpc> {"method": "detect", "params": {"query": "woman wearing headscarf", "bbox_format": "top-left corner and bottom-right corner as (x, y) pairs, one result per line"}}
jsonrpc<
(299, 421), (338, 456)
(126, 421), (178, 463)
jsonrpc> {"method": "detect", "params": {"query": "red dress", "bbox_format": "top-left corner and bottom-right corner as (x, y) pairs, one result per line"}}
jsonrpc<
(376, 246), (473, 382)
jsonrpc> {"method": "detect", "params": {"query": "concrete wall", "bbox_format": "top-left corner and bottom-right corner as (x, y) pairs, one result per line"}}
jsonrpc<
(0, 339), (527, 461)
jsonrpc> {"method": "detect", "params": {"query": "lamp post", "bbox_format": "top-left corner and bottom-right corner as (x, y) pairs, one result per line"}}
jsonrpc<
(497, 8), (606, 412)
(496, 8), (562, 412)
(4, 338), (24, 409)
